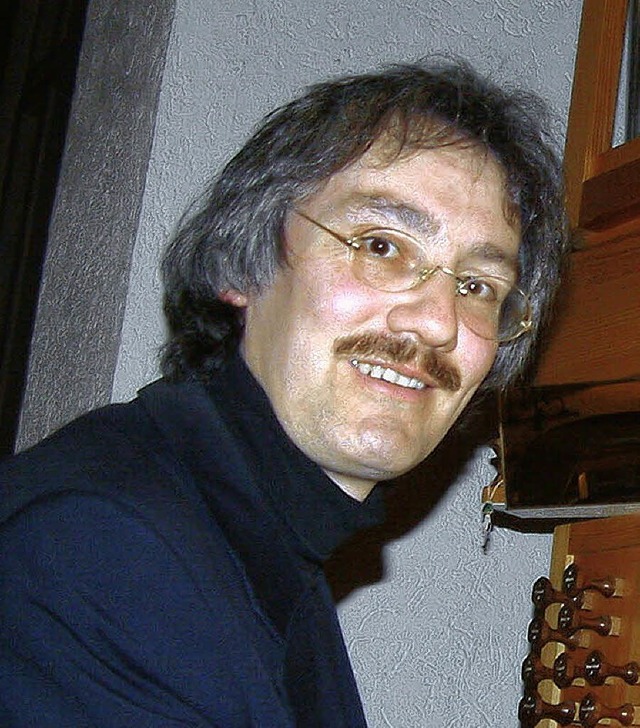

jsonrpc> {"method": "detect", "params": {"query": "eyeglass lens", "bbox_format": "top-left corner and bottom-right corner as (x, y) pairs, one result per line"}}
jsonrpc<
(349, 230), (529, 342)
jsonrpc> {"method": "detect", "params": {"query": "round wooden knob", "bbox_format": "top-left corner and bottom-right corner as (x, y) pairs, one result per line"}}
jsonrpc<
(553, 652), (573, 687)
(518, 692), (576, 726)
(563, 563), (578, 594)
(578, 693), (635, 727)
(528, 616), (579, 653)
(586, 650), (638, 685)
(522, 653), (555, 688)
(557, 603), (612, 636)
(563, 563), (617, 598)
(583, 650), (604, 685)
(553, 650), (639, 688)
(532, 576), (582, 610)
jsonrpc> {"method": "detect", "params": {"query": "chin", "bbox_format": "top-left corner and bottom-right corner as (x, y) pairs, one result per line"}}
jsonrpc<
(354, 426), (435, 470)
(340, 444), (430, 483)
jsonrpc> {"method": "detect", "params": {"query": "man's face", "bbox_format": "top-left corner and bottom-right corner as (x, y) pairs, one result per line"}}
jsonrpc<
(227, 142), (520, 499)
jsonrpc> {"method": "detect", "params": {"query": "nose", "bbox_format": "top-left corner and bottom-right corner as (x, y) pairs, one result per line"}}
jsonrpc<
(385, 274), (459, 350)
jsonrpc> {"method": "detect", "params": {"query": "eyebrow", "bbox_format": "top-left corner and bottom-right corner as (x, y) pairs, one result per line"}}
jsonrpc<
(347, 195), (442, 238)
(346, 194), (520, 273)
(465, 243), (519, 278)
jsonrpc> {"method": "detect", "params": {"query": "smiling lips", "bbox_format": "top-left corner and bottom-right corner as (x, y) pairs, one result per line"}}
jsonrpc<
(334, 332), (462, 392)
(349, 359), (426, 390)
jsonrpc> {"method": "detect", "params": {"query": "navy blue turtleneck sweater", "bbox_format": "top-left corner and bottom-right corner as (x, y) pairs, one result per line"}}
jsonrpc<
(0, 356), (384, 727)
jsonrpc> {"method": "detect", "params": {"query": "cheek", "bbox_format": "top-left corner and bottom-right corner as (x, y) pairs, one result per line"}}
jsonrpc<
(305, 271), (379, 328)
(283, 274), (378, 380)
(457, 334), (498, 386)
(330, 290), (371, 322)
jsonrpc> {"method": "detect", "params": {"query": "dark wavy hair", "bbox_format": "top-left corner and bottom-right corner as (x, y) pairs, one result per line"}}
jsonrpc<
(161, 59), (569, 390)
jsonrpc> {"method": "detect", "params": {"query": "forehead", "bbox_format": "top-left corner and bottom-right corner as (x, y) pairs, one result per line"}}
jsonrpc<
(319, 138), (512, 211)
(299, 141), (521, 263)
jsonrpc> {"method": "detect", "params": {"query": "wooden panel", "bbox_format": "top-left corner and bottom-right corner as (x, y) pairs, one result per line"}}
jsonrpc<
(595, 137), (640, 177)
(581, 154), (640, 230)
(535, 232), (640, 386)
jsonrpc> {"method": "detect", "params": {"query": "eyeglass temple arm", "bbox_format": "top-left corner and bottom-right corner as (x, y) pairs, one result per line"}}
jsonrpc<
(293, 209), (360, 249)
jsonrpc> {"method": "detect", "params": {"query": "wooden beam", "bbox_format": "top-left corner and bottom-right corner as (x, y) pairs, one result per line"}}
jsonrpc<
(563, 0), (628, 229)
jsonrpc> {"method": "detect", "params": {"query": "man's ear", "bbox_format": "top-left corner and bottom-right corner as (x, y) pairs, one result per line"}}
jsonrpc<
(218, 289), (248, 308)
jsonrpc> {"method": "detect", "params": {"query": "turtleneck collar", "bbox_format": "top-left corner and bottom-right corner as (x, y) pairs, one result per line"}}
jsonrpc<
(206, 354), (385, 561)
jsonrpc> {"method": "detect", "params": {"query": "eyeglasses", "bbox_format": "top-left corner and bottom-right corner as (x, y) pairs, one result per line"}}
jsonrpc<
(294, 209), (532, 343)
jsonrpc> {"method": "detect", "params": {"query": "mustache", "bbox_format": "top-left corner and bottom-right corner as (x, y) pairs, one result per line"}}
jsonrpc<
(334, 333), (461, 392)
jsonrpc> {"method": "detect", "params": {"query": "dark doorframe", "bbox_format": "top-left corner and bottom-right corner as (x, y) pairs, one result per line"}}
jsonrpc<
(0, 0), (89, 457)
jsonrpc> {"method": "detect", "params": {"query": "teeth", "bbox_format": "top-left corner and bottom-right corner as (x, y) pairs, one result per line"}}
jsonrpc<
(381, 369), (398, 384)
(371, 365), (384, 379)
(350, 359), (425, 390)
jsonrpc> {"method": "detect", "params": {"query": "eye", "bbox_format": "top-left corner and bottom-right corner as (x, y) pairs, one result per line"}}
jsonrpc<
(357, 234), (401, 259)
(457, 276), (501, 302)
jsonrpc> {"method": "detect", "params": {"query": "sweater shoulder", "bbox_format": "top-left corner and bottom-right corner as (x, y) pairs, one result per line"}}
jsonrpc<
(0, 386), (188, 525)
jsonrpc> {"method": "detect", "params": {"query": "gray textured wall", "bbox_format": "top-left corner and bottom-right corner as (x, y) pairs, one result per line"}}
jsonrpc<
(21, 0), (582, 725)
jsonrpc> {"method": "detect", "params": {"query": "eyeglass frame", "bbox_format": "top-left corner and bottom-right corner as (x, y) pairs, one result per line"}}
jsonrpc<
(292, 208), (533, 343)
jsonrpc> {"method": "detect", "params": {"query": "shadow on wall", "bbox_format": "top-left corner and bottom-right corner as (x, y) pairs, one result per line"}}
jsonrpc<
(325, 396), (497, 603)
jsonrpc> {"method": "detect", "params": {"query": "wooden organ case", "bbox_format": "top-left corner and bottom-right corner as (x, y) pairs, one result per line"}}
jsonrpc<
(520, 514), (640, 726)
(497, 1), (640, 724)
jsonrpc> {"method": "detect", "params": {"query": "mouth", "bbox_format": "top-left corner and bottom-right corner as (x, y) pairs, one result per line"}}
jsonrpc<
(350, 358), (427, 391)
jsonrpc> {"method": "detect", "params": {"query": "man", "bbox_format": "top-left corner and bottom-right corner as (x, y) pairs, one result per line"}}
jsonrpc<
(0, 60), (568, 726)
